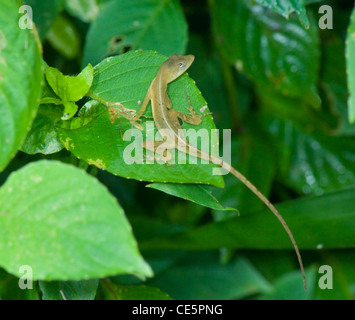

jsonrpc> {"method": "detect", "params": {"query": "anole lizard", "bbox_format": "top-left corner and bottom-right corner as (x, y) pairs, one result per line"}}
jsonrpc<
(130, 53), (307, 291)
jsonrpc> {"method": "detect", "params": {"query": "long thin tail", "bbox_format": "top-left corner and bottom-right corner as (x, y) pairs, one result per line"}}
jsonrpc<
(181, 144), (307, 290)
(213, 156), (307, 291)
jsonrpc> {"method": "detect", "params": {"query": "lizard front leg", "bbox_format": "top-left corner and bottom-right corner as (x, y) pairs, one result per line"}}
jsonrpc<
(129, 86), (152, 130)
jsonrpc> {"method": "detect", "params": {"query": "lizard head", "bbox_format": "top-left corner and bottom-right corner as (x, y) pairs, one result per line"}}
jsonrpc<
(162, 54), (195, 82)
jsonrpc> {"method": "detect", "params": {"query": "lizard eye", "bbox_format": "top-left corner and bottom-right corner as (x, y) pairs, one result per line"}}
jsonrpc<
(178, 62), (184, 68)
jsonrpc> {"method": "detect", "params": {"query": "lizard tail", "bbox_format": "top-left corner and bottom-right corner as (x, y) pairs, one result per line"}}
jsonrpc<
(210, 155), (307, 291)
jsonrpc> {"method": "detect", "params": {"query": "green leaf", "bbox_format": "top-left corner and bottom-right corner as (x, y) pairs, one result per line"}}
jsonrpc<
(64, 64), (94, 101)
(98, 280), (172, 300)
(39, 279), (99, 300)
(58, 51), (224, 187)
(24, 0), (65, 40)
(82, 0), (188, 66)
(46, 14), (80, 60)
(129, 215), (187, 243)
(259, 267), (316, 300)
(147, 252), (272, 299)
(253, 0), (310, 28)
(45, 66), (68, 99)
(258, 96), (355, 195)
(141, 186), (355, 250)
(44, 64), (93, 120)
(40, 97), (63, 105)
(210, 0), (320, 107)
(267, 118), (355, 195)
(20, 104), (64, 155)
(62, 102), (78, 120)
(147, 183), (237, 211)
(0, 160), (152, 280)
(313, 251), (355, 300)
(45, 64), (93, 102)
(346, 7), (355, 123)
(321, 36), (354, 135)
(40, 64), (62, 104)
(0, 0), (43, 172)
(64, 0), (111, 22)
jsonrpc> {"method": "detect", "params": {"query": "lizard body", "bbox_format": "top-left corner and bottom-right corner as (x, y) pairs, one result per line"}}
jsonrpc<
(131, 53), (307, 291)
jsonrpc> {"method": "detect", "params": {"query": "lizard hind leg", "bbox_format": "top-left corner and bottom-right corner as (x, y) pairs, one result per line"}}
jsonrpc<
(185, 91), (213, 117)
(142, 140), (174, 165)
(171, 91), (212, 126)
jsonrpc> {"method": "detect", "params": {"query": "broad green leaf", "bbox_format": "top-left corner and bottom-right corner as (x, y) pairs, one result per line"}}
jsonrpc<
(39, 279), (99, 300)
(210, 0), (320, 107)
(346, 7), (355, 123)
(0, 0), (43, 172)
(141, 186), (355, 250)
(264, 116), (355, 195)
(20, 104), (64, 155)
(58, 51), (224, 187)
(24, 0), (64, 40)
(253, 0), (310, 28)
(257, 92), (355, 195)
(98, 280), (172, 300)
(46, 14), (80, 60)
(147, 183), (237, 211)
(0, 160), (152, 280)
(148, 252), (272, 299)
(82, 0), (188, 66)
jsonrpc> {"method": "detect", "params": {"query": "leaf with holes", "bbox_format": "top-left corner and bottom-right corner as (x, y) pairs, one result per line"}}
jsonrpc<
(82, 0), (188, 66)
(58, 50), (224, 187)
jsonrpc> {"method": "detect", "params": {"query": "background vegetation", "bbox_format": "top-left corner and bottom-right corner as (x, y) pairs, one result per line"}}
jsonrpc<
(0, 0), (355, 299)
